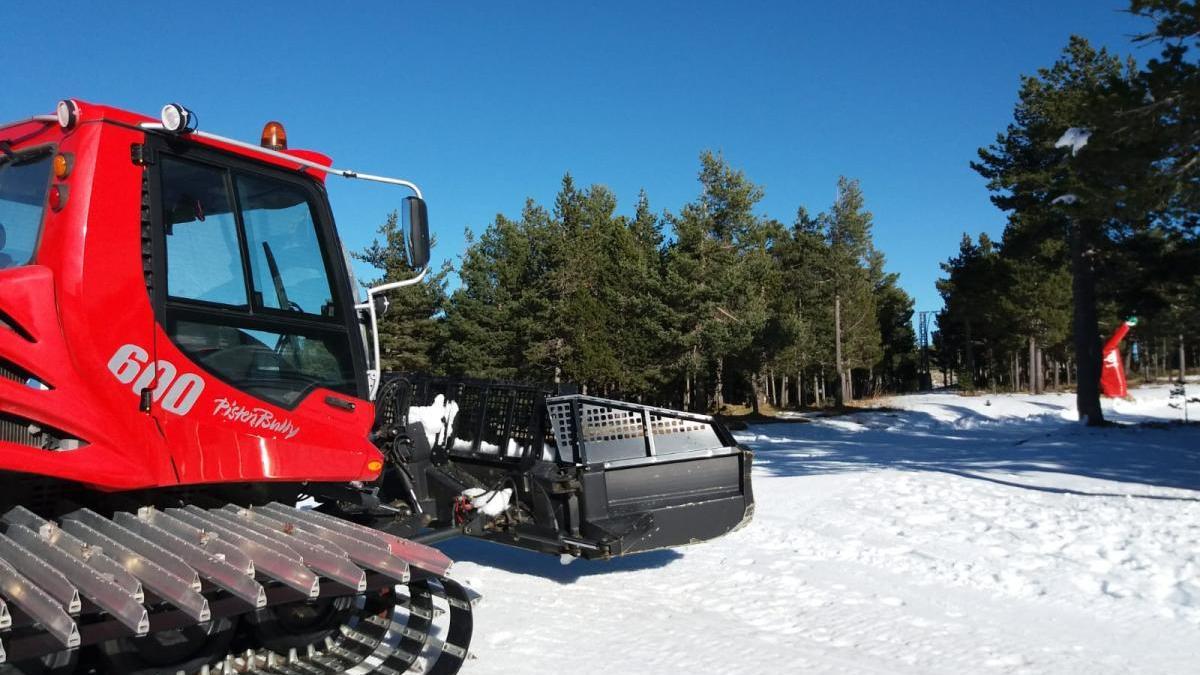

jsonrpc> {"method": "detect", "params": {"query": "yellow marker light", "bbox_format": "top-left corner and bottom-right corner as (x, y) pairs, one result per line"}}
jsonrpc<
(53, 153), (73, 179)
(366, 459), (384, 473)
(261, 121), (287, 150)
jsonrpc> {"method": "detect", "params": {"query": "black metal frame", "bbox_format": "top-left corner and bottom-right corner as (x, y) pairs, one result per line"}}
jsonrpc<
(375, 373), (755, 560)
(376, 374), (553, 468)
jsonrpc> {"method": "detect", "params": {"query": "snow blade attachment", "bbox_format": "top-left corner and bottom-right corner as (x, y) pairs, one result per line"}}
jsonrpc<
(378, 375), (754, 559)
(540, 394), (754, 556)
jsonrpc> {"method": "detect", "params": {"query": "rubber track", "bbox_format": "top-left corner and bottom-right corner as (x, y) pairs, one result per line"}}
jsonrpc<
(0, 504), (473, 673)
(203, 577), (474, 674)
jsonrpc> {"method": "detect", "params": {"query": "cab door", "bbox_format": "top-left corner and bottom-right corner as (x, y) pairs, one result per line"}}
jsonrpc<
(146, 140), (377, 485)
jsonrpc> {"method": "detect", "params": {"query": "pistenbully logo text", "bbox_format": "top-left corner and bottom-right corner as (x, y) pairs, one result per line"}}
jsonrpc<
(212, 397), (301, 439)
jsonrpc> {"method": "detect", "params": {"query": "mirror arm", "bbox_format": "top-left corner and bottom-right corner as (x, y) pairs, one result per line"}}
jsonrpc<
(358, 266), (429, 399)
(140, 123), (424, 199)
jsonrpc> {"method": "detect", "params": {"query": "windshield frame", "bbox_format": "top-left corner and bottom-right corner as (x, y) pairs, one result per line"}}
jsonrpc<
(145, 135), (369, 408)
(0, 143), (56, 271)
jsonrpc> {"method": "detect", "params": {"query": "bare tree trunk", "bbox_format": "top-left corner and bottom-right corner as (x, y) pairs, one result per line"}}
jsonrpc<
(985, 348), (995, 391)
(1160, 338), (1166, 381)
(964, 319), (975, 389)
(1038, 347), (1046, 394)
(715, 357), (724, 410)
(1010, 351), (1018, 392)
(1071, 220), (1104, 425)
(1028, 336), (1039, 395)
(834, 294), (845, 406)
(1052, 358), (1060, 390)
(750, 371), (761, 415)
(1180, 334), (1187, 383)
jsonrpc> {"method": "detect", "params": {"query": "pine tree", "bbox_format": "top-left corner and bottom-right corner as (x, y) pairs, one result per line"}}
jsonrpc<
(761, 208), (821, 408)
(973, 37), (1163, 422)
(936, 233), (1006, 389)
(442, 205), (548, 380)
(869, 248), (918, 393)
(354, 211), (448, 373)
(607, 190), (672, 399)
(663, 151), (773, 411)
(1002, 235), (1072, 393)
(826, 177), (881, 403)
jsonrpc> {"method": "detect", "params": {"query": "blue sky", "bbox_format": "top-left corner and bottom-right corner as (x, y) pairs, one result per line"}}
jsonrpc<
(3, 1), (1154, 316)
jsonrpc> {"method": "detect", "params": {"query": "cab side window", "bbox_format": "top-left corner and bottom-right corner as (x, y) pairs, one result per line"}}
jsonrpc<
(161, 158), (247, 307)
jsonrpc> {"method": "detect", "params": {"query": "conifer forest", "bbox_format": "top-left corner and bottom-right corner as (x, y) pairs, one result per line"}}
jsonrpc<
(360, 1), (1199, 425)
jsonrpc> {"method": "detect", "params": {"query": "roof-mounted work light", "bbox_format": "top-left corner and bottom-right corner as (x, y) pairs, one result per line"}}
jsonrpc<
(56, 99), (80, 129)
(160, 103), (195, 133)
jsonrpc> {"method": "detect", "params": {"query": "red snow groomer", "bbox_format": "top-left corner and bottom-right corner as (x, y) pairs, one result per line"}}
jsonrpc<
(0, 100), (753, 674)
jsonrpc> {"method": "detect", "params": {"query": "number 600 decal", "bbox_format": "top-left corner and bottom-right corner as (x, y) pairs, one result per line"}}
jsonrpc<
(107, 344), (205, 415)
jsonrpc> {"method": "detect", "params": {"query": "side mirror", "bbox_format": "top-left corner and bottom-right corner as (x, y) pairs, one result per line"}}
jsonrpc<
(403, 196), (430, 270)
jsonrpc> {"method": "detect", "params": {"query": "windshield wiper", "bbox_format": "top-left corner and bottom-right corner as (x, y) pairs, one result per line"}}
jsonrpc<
(261, 241), (295, 312)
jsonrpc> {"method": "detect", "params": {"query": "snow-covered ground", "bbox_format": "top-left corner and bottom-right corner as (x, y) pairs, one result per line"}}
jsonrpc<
(442, 384), (1200, 674)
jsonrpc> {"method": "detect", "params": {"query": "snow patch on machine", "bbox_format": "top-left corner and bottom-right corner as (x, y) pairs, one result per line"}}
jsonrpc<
(462, 487), (513, 516)
(407, 394), (459, 447)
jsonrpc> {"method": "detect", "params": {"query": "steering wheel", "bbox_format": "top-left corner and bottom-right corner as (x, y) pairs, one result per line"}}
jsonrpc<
(201, 343), (297, 379)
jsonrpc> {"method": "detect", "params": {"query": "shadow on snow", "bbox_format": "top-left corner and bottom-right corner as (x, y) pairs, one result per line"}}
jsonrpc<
(435, 536), (683, 585)
(741, 405), (1200, 496)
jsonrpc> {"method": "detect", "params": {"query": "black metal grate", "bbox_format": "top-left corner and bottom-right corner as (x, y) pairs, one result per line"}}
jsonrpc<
(545, 395), (729, 466)
(376, 374), (553, 464)
(449, 384), (484, 453)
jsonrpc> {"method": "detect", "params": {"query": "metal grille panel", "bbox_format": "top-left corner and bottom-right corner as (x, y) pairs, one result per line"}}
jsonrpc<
(546, 395), (730, 466)
(580, 404), (645, 442)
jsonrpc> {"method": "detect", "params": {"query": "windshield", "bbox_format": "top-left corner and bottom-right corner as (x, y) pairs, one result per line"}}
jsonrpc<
(0, 148), (52, 270)
(159, 154), (359, 407)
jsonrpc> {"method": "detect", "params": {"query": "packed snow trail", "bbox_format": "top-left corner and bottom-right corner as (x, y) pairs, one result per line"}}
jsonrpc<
(440, 384), (1200, 674)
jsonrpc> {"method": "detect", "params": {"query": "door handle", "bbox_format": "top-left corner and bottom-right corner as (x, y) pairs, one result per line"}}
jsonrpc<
(324, 396), (356, 412)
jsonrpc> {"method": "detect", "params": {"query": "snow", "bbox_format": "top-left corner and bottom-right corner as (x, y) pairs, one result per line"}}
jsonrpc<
(408, 395), (459, 447)
(1055, 127), (1091, 155)
(463, 487), (514, 517)
(441, 384), (1200, 674)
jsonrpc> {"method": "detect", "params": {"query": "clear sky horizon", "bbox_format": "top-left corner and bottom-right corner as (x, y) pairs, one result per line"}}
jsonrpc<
(3, 1), (1157, 322)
